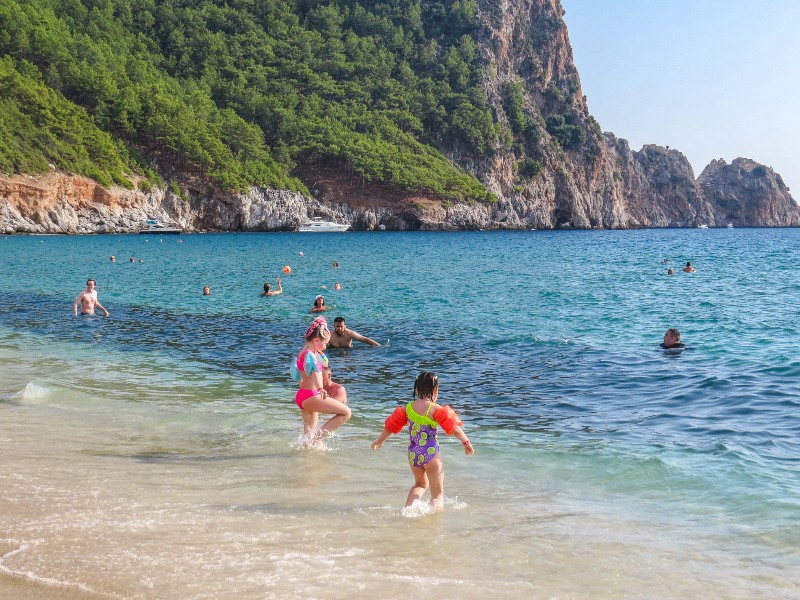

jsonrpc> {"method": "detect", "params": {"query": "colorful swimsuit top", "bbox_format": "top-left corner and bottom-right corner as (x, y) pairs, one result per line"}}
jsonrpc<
(290, 349), (329, 383)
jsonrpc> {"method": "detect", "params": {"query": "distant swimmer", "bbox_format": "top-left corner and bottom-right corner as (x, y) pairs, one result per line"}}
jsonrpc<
(311, 295), (329, 313)
(261, 277), (283, 296)
(291, 317), (351, 445)
(661, 328), (685, 349)
(322, 366), (347, 404)
(667, 268), (674, 275)
(110, 255), (116, 262)
(327, 316), (380, 348)
(130, 257), (135, 262)
(332, 261), (339, 268)
(683, 261), (696, 272)
(73, 278), (110, 317)
(202, 286), (211, 295)
(334, 282), (342, 290)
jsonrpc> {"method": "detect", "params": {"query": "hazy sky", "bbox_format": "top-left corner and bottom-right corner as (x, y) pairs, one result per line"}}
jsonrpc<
(561, 0), (800, 192)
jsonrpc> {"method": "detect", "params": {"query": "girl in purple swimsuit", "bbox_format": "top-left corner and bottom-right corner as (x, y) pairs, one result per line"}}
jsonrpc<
(291, 317), (351, 445)
(371, 372), (474, 510)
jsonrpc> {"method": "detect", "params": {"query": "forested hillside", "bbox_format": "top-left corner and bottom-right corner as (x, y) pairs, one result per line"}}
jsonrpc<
(0, 0), (499, 201)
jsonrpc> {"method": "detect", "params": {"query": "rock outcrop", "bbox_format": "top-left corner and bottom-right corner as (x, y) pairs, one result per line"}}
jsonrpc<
(698, 158), (800, 227)
(1, 0), (798, 233)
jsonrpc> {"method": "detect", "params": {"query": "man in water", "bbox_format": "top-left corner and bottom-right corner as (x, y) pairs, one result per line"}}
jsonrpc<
(261, 277), (282, 296)
(327, 316), (380, 348)
(322, 367), (347, 404)
(683, 261), (696, 272)
(661, 328), (685, 349)
(73, 279), (110, 317)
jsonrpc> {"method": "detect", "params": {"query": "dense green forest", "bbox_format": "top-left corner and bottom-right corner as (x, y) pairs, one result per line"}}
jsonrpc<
(0, 0), (507, 201)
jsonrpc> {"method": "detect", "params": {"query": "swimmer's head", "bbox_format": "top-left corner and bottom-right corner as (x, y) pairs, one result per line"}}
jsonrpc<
(264, 282), (270, 292)
(86, 278), (96, 288)
(314, 295), (325, 307)
(306, 316), (330, 341)
(414, 371), (439, 400)
(333, 316), (346, 334)
(664, 328), (681, 346)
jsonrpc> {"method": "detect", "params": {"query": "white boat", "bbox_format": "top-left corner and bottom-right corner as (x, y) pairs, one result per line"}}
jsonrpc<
(697, 224), (709, 229)
(297, 217), (350, 232)
(138, 219), (182, 235)
(726, 223), (734, 228)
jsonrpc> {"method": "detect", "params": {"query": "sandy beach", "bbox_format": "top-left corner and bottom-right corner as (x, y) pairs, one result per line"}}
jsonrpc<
(0, 573), (104, 600)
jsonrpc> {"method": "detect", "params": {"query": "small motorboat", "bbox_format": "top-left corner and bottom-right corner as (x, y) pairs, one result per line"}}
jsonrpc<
(697, 224), (709, 229)
(297, 217), (350, 232)
(138, 219), (182, 234)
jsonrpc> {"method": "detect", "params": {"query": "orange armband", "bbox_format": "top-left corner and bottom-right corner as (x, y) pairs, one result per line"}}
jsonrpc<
(384, 406), (407, 434)
(433, 405), (463, 435)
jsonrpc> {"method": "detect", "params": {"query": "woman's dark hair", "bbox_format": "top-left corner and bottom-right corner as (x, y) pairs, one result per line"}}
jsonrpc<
(414, 371), (439, 400)
(264, 283), (270, 292)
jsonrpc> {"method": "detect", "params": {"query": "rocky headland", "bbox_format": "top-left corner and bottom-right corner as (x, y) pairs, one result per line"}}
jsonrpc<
(2, 0), (797, 234)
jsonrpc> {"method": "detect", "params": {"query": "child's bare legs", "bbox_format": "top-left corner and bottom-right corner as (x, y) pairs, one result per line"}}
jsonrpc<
(301, 409), (319, 439)
(406, 456), (444, 509)
(406, 466), (429, 507)
(424, 456), (445, 510)
(300, 394), (351, 439)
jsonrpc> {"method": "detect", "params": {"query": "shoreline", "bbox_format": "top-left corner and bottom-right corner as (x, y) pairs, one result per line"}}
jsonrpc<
(0, 572), (106, 600)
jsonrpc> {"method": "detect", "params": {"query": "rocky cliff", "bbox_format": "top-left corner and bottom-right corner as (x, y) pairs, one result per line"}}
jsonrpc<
(1, 0), (797, 233)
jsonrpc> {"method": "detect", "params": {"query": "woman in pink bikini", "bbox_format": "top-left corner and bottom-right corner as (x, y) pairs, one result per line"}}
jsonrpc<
(291, 317), (351, 444)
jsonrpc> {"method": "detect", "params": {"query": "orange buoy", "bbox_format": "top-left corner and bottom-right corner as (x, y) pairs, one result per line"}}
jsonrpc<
(283, 265), (291, 274)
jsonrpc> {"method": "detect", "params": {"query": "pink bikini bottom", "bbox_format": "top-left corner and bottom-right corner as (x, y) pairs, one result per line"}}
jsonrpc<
(295, 388), (322, 409)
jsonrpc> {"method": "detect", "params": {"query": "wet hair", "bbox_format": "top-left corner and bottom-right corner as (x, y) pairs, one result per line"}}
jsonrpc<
(305, 317), (330, 341)
(686, 261), (692, 267)
(333, 316), (345, 325)
(264, 283), (271, 292)
(87, 278), (96, 285)
(413, 371), (439, 400)
(666, 328), (681, 341)
(314, 296), (325, 306)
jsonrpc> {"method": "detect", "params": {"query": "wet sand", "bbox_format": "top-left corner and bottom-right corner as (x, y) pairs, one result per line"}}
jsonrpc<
(0, 573), (104, 600)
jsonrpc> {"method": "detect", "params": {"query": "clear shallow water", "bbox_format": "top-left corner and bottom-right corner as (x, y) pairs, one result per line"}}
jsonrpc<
(0, 229), (798, 599)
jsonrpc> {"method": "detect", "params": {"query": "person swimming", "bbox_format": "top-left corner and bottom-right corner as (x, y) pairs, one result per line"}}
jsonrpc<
(311, 295), (328, 313)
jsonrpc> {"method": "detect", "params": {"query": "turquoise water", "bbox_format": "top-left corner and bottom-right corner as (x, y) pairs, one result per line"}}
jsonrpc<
(0, 229), (798, 598)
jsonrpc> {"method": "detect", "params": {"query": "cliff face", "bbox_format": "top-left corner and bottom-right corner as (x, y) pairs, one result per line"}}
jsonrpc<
(1, 0), (798, 233)
(698, 158), (800, 227)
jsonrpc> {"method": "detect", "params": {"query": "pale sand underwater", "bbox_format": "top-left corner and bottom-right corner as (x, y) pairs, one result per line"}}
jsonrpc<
(0, 574), (103, 600)
(1, 373), (796, 600)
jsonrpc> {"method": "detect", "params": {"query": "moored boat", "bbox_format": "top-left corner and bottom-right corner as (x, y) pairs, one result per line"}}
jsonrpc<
(138, 219), (182, 235)
(297, 217), (350, 232)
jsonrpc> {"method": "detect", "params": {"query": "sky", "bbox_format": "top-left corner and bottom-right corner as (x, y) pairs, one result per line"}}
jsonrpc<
(561, 0), (800, 192)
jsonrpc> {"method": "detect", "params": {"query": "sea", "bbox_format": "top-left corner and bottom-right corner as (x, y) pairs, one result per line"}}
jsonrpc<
(0, 228), (798, 599)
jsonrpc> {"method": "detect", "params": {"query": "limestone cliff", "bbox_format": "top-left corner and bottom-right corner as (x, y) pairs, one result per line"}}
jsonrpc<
(1, 0), (798, 233)
(698, 158), (800, 227)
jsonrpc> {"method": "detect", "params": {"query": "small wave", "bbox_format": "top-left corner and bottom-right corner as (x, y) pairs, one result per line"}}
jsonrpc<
(401, 496), (467, 518)
(0, 540), (115, 599)
(291, 430), (344, 453)
(14, 382), (53, 402)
